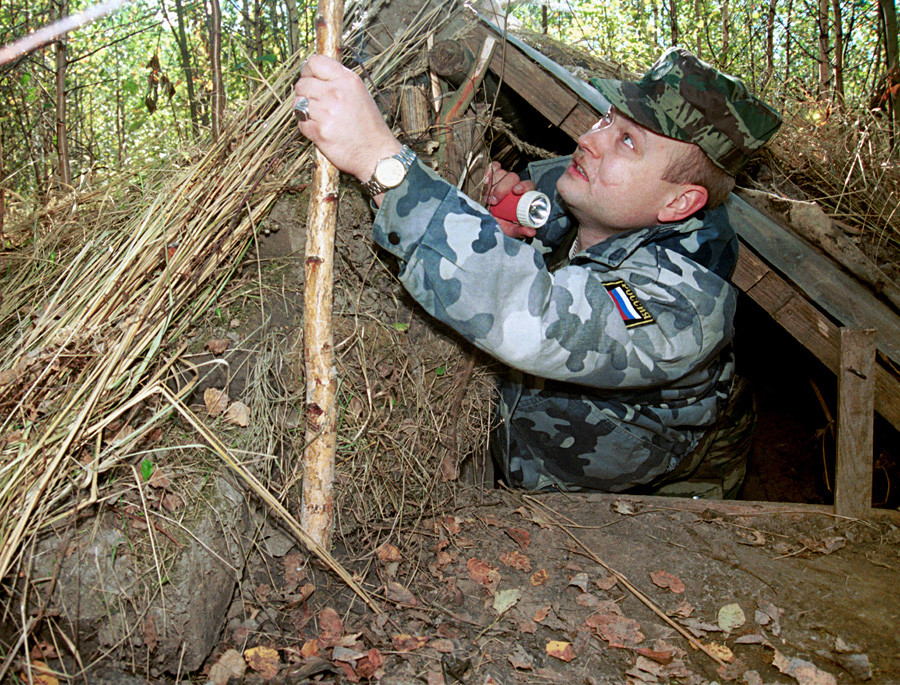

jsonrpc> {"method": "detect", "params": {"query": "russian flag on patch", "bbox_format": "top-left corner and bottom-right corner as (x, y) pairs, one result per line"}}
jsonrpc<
(603, 280), (654, 329)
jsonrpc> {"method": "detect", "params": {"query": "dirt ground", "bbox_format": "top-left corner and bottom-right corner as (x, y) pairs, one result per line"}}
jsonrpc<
(195, 489), (899, 684)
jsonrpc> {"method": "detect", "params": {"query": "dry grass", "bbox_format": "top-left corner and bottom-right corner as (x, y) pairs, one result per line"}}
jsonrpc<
(762, 105), (900, 275)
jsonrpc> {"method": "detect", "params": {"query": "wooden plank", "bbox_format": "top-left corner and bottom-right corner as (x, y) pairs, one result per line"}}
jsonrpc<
(834, 328), (876, 519)
(576, 492), (900, 522)
(465, 25), (602, 141)
(727, 195), (900, 366)
(734, 245), (900, 432)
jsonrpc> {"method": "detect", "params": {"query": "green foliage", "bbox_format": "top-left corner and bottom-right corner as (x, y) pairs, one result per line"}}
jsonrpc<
(0, 0), (892, 204)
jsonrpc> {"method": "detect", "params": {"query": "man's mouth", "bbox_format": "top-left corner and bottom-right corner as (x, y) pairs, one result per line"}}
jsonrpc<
(569, 158), (589, 181)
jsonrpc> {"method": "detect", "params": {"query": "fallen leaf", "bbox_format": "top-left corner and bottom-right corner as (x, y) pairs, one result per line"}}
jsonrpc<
(209, 649), (247, 684)
(244, 646), (280, 680)
(426, 671), (446, 685)
(587, 611), (644, 648)
(204, 387), (229, 416)
(705, 641), (734, 663)
(392, 634), (428, 652)
(318, 607), (343, 646)
(736, 633), (766, 644)
(632, 655), (664, 677)
(810, 536), (846, 555)
(505, 527), (530, 551)
(679, 618), (723, 637)
(533, 605), (551, 623)
(650, 570), (685, 593)
(207, 338), (229, 354)
(355, 649), (384, 679)
(492, 588), (521, 615)
(376, 543), (403, 563)
(142, 614), (158, 651)
(160, 492), (184, 512)
(19, 661), (58, 685)
(333, 645), (366, 663)
(145, 467), (171, 490)
(429, 638), (454, 653)
(568, 572), (590, 592)
(283, 552), (305, 592)
(635, 646), (674, 665)
(546, 640), (576, 662)
(508, 643), (534, 670)
(718, 603), (746, 632)
(594, 574), (617, 591)
(438, 515), (462, 535)
(669, 600), (694, 618)
(224, 400), (250, 426)
(530, 569), (549, 586)
(735, 529), (767, 546)
(385, 580), (418, 606)
(772, 650), (837, 685)
(467, 558), (500, 590)
(300, 639), (320, 659)
(29, 641), (58, 661)
(499, 550), (531, 572)
(611, 499), (639, 515)
(575, 592), (600, 608)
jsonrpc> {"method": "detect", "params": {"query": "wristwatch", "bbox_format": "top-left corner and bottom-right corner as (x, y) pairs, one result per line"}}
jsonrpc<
(361, 145), (417, 196)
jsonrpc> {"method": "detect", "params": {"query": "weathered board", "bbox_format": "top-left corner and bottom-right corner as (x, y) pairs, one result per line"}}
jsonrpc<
(726, 195), (900, 367)
(834, 328), (876, 519)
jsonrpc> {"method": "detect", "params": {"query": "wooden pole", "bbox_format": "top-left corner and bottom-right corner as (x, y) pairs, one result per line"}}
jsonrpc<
(834, 327), (876, 519)
(301, 0), (343, 549)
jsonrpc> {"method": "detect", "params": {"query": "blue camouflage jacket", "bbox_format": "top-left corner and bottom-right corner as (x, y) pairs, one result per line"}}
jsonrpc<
(372, 156), (738, 492)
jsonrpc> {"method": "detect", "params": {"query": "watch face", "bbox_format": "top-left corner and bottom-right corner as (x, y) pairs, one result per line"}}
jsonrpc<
(375, 157), (407, 188)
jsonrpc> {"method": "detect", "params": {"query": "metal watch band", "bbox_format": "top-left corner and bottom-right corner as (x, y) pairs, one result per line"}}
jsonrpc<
(361, 145), (417, 196)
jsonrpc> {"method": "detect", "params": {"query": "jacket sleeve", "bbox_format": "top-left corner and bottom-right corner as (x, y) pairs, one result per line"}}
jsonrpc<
(371, 158), (734, 391)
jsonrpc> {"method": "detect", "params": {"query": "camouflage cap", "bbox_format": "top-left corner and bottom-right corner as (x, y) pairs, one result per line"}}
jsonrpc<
(589, 48), (782, 175)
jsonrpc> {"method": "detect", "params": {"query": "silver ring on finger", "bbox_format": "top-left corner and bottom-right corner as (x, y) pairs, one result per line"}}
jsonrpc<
(294, 96), (310, 123)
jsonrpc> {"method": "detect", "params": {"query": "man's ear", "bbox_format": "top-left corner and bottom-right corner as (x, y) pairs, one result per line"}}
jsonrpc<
(657, 185), (708, 223)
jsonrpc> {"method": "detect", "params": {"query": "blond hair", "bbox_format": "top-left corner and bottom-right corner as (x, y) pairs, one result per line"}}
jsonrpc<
(664, 144), (735, 209)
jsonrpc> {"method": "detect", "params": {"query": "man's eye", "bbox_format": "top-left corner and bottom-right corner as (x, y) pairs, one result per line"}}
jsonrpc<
(622, 133), (635, 149)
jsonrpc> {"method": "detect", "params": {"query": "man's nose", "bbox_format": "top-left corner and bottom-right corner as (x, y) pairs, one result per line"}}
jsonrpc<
(577, 127), (609, 156)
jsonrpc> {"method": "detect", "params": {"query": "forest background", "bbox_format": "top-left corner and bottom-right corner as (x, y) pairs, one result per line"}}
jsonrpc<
(1, 0), (899, 213)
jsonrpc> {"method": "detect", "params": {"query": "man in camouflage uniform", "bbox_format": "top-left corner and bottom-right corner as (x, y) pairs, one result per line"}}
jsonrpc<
(294, 47), (781, 498)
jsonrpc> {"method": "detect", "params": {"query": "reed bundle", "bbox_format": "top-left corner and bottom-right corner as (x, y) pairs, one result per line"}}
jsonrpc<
(0, 0), (461, 586)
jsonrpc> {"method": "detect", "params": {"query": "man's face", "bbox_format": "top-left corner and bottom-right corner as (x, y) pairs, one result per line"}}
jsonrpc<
(556, 109), (697, 236)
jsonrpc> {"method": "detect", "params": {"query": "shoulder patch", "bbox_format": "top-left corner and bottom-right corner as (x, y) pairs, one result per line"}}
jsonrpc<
(603, 280), (654, 328)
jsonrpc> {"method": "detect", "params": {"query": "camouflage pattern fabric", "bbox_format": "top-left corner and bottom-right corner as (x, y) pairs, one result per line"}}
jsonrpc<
(639, 376), (756, 499)
(589, 48), (782, 175)
(373, 156), (742, 494)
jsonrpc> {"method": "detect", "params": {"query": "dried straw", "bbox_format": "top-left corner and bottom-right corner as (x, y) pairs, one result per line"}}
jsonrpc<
(0, 0), (463, 587)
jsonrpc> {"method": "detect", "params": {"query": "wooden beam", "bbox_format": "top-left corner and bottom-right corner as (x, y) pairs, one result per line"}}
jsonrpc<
(734, 244), (900, 432)
(576, 491), (900, 522)
(463, 26), (601, 141)
(834, 328), (876, 519)
(727, 195), (900, 367)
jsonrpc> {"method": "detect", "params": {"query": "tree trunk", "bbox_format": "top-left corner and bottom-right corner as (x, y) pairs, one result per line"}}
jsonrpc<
(301, 0), (344, 550)
(879, 0), (900, 133)
(764, 0), (776, 86)
(832, 0), (845, 106)
(817, 0), (832, 97)
(208, 0), (224, 140)
(721, 0), (730, 65)
(172, 0), (199, 135)
(286, 0), (301, 53)
(55, 0), (71, 189)
(542, 4), (548, 34)
(669, 0), (679, 45)
(694, 0), (702, 58)
(784, 0), (793, 105)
